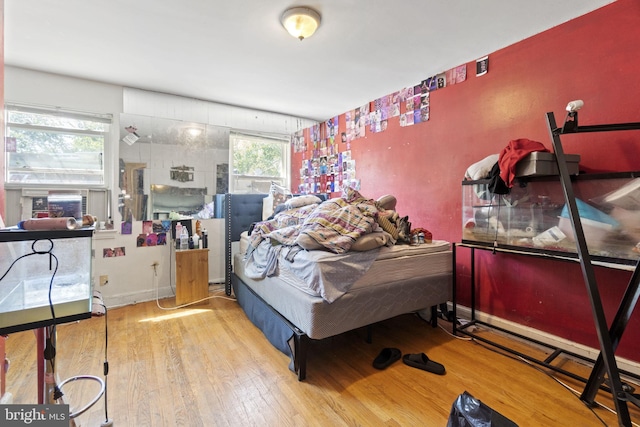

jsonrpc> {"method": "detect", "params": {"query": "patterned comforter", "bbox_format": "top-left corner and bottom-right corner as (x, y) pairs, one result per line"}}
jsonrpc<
(249, 188), (382, 254)
(244, 189), (388, 302)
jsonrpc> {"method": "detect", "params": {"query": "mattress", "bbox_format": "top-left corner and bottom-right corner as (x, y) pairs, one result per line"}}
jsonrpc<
(233, 241), (452, 340)
(239, 232), (451, 295)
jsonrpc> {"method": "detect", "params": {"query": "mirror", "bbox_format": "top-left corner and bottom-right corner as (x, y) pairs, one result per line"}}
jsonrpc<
(118, 114), (230, 222)
(150, 184), (207, 219)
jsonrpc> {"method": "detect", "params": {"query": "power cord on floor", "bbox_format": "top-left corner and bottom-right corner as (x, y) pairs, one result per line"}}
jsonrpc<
(415, 309), (473, 341)
(471, 337), (640, 427)
(151, 262), (236, 310)
(430, 311), (640, 425)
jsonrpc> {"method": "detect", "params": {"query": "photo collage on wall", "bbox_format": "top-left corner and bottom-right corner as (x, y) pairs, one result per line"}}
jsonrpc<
(103, 246), (126, 258)
(296, 112), (361, 194)
(136, 220), (170, 247)
(293, 61), (472, 195)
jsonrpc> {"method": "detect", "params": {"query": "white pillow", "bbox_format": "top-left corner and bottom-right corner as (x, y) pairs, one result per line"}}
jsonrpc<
(465, 154), (499, 180)
(263, 182), (292, 220)
(262, 194), (275, 220)
(285, 195), (322, 209)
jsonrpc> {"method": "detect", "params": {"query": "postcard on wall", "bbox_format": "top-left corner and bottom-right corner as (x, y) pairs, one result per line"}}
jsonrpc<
(412, 93), (422, 111)
(360, 112), (367, 138)
(361, 103), (371, 126)
(142, 220), (153, 235)
(327, 174), (335, 193)
(345, 110), (355, 142)
(405, 93), (415, 114)
(476, 56), (489, 76)
(121, 221), (132, 235)
(390, 92), (401, 117)
(319, 121), (327, 142)
(103, 246), (126, 258)
(354, 109), (363, 138)
(420, 105), (430, 122)
(421, 91), (430, 108)
(423, 76), (438, 92)
(326, 116), (338, 144)
(405, 111), (414, 126)
(455, 65), (467, 83)
(446, 68), (457, 86)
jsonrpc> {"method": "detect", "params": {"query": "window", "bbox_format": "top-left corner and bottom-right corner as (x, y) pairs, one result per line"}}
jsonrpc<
(229, 132), (290, 193)
(5, 104), (111, 186)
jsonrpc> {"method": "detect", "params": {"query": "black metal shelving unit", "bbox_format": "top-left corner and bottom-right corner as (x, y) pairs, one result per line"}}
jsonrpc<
(545, 109), (640, 426)
(453, 107), (640, 426)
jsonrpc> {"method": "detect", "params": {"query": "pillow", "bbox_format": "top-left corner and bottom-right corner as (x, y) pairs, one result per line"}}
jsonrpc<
(465, 154), (499, 180)
(285, 195), (322, 209)
(296, 233), (323, 250)
(270, 182), (291, 208)
(377, 195), (397, 211)
(350, 231), (390, 251)
(262, 182), (292, 220)
(262, 194), (275, 220)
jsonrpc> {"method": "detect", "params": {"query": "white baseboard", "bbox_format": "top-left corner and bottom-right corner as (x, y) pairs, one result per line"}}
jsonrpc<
(453, 304), (640, 378)
(103, 282), (226, 309)
(103, 286), (175, 309)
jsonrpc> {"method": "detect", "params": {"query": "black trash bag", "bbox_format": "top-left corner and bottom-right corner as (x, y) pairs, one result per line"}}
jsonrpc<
(447, 391), (518, 427)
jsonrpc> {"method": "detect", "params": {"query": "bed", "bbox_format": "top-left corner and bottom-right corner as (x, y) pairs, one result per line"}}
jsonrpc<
(224, 191), (452, 380)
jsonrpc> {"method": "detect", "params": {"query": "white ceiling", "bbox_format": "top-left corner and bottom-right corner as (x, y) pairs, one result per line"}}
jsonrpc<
(5, 0), (613, 122)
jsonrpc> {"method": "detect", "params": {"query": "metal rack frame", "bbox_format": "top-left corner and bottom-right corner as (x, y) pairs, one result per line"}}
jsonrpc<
(453, 108), (640, 426)
(546, 110), (640, 426)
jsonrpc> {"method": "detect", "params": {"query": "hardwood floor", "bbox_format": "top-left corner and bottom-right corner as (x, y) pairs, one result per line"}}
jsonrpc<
(4, 286), (639, 426)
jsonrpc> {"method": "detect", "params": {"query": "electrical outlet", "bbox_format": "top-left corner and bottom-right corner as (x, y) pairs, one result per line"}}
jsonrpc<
(100, 275), (109, 286)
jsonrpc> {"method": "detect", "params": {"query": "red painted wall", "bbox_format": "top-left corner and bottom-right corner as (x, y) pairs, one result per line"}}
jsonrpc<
(291, 0), (640, 361)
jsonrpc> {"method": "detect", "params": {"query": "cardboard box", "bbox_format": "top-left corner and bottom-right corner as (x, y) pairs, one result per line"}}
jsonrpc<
(515, 152), (580, 177)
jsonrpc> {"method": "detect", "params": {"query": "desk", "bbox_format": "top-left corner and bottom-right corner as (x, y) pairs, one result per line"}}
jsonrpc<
(175, 249), (209, 305)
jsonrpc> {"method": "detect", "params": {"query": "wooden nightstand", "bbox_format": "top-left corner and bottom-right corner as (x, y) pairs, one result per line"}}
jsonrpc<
(175, 248), (209, 305)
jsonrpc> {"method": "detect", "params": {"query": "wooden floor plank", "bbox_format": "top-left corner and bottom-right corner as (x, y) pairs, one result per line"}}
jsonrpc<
(3, 289), (638, 426)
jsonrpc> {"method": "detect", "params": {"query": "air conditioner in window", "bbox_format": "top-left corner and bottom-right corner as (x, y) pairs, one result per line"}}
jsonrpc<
(20, 189), (87, 220)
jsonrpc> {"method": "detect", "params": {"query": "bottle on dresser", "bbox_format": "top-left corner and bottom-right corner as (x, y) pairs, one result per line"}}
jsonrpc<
(201, 229), (208, 249)
(175, 222), (183, 249)
(180, 226), (189, 250)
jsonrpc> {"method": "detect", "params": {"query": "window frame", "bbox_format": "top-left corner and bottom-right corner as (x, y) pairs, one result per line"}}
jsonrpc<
(4, 103), (112, 189)
(229, 131), (290, 194)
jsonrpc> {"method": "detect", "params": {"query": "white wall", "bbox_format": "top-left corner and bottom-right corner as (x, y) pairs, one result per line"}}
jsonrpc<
(4, 66), (316, 308)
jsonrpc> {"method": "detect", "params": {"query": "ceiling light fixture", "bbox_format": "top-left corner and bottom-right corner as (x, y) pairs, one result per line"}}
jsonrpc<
(281, 6), (321, 41)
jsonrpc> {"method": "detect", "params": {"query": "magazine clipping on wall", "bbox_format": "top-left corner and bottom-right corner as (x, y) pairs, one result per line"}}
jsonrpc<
(295, 62), (467, 194)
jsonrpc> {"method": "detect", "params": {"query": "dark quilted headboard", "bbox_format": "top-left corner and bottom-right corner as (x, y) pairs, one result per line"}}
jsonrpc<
(224, 193), (265, 295)
(224, 193), (328, 295)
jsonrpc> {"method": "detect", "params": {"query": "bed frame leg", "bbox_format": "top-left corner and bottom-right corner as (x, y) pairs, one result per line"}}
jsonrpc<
(431, 306), (438, 327)
(294, 333), (308, 381)
(366, 325), (373, 343)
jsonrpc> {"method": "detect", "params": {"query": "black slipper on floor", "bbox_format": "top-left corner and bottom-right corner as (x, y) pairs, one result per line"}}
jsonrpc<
(373, 347), (401, 370)
(402, 353), (445, 375)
